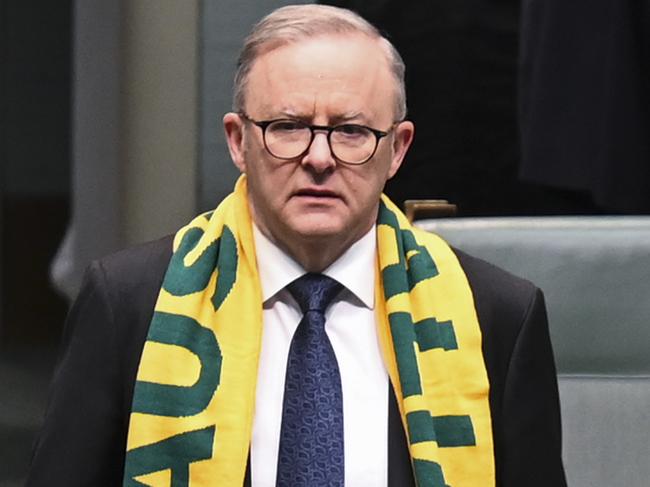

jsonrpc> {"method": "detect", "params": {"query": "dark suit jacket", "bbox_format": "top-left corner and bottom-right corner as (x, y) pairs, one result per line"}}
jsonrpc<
(27, 235), (567, 486)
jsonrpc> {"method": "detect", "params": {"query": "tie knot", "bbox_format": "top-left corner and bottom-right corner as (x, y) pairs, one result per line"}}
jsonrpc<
(287, 273), (343, 314)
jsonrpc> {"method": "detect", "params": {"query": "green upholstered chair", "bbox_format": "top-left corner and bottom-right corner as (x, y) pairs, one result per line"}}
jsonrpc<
(416, 216), (650, 487)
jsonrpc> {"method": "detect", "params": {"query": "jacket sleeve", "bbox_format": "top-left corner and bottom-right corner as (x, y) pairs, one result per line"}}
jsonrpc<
(26, 261), (128, 487)
(500, 288), (567, 487)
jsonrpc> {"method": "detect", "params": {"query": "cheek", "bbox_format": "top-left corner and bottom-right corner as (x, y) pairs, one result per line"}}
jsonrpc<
(360, 158), (390, 194)
(349, 165), (390, 199)
(243, 146), (272, 186)
(247, 160), (293, 207)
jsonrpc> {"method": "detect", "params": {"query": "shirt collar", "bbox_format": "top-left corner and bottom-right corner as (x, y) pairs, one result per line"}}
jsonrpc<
(253, 224), (376, 309)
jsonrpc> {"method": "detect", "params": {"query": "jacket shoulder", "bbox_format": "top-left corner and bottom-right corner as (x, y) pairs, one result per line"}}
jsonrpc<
(90, 235), (175, 403)
(453, 247), (543, 360)
(453, 247), (540, 313)
(97, 234), (174, 294)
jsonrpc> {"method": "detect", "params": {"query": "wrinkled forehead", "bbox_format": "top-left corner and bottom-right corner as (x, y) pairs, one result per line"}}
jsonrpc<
(245, 34), (397, 121)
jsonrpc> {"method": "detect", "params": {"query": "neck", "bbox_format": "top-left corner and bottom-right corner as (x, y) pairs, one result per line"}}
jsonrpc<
(280, 238), (349, 273)
(255, 223), (373, 273)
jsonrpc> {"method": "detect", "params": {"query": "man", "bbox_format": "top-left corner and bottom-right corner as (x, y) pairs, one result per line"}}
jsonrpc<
(28, 5), (566, 487)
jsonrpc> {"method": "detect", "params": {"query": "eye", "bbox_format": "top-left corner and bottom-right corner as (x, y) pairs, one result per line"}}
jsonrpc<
(268, 120), (305, 132)
(335, 124), (370, 138)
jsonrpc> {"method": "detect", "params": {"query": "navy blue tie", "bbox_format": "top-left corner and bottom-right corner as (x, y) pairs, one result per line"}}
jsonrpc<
(276, 273), (345, 487)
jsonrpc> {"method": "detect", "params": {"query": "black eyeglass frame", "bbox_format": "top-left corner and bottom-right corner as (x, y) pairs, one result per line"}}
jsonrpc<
(239, 112), (399, 165)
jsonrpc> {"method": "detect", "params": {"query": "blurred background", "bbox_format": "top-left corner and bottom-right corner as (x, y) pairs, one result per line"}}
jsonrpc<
(0, 0), (648, 485)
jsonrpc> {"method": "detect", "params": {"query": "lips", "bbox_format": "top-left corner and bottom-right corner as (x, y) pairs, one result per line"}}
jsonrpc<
(293, 188), (340, 199)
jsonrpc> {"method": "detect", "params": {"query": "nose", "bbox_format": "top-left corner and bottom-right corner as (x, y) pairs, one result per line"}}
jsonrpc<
(301, 131), (336, 173)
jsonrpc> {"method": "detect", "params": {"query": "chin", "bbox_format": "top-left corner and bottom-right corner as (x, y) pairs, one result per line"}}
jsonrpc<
(290, 222), (345, 241)
(282, 212), (345, 238)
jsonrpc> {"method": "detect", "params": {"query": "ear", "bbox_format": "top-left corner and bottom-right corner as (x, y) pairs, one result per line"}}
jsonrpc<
(387, 120), (414, 179)
(223, 112), (247, 172)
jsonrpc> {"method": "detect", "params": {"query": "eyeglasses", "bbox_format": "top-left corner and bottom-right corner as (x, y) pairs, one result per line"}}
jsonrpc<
(239, 113), (398, 165)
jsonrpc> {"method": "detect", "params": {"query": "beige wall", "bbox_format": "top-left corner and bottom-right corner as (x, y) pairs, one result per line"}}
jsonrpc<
(121, 0), (199, 246)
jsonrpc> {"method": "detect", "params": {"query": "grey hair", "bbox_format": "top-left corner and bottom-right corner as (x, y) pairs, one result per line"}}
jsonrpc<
(232, 4), (407, 121)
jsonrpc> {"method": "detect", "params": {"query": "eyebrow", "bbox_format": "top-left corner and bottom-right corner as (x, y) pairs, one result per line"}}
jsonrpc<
(332, 112), (368, 124)
(274, 111), (370, 125)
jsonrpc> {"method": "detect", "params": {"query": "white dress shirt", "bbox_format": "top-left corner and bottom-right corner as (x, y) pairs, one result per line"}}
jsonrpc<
(251, 225), (389, 487)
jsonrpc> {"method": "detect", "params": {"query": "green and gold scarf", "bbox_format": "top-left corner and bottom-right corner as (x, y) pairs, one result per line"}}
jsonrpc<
(123, 176), (495, 486)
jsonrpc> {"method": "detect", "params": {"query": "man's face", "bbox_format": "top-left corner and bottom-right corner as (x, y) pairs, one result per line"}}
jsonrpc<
(224, 34), (413, 263)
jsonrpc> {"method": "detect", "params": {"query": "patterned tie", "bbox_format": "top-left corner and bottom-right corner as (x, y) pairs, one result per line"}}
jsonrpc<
(276, 273), (345, 487)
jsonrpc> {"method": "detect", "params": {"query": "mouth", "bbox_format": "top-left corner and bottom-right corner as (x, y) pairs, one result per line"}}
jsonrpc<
(292, 188), (342, 202)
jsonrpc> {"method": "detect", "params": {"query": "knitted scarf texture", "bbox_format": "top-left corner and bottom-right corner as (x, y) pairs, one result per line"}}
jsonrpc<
(123, 176), (495, 486)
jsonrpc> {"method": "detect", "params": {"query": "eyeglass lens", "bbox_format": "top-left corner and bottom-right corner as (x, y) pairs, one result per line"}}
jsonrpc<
(264, 120), (377, 164)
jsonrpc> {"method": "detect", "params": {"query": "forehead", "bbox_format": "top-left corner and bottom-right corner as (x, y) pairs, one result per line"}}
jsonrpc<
(245, 34), (395, 122)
